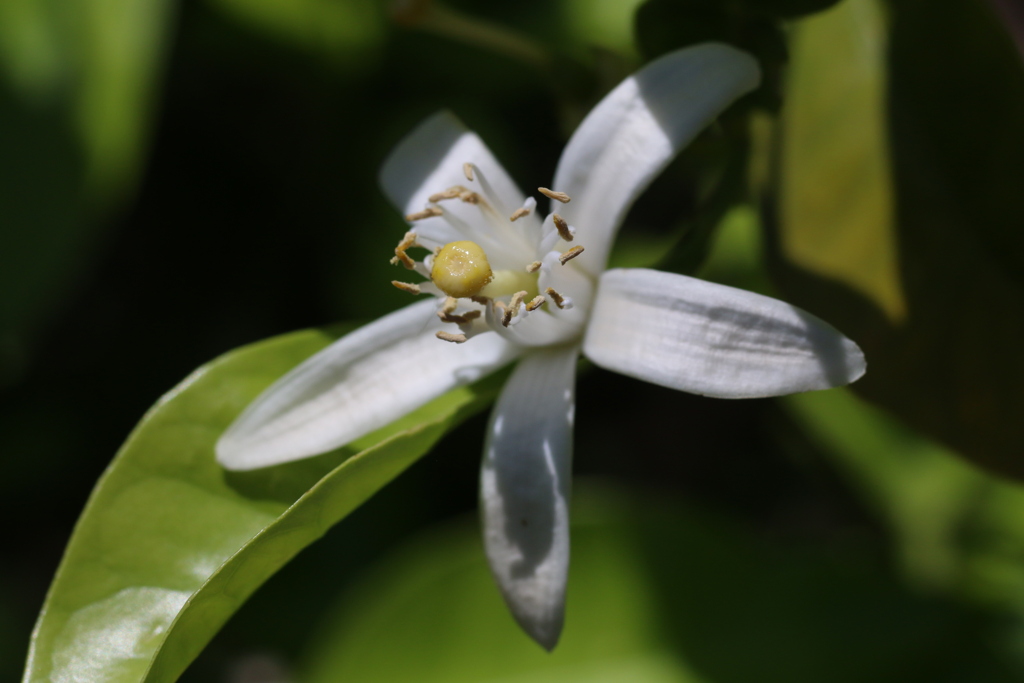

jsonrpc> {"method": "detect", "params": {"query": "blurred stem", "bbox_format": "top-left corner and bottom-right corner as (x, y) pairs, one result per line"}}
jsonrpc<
(391, 0), (551, 70)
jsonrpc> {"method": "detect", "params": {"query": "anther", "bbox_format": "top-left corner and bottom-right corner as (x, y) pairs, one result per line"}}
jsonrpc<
(525, 261), (542, 273)
(428, 186), (469, 202)
(509, 207), (530, 222)
(545, 287), (573, 309)
(458, 191), (482, 204)
(440, 310), (482, 325)
(538, 187), (571, 203)
(559, 245), (585, 265)
(526, 295), (545, 311)
(463, 163), (474, 181)
(405, 207), (443, 222)
(552, 214), (574, 241)
(392, 281), (421, 295)
(390, 231), (419, 269)
(436, 331), (467, 344)
(502, 291), (528, 327)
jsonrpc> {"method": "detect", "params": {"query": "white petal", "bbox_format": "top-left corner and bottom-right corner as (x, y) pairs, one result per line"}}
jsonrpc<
(552, 43), (761, 274)
(217, 299), (522, 470)
(379, 111), (535, 267)
(480, 346), (578, 650)
(583, 269), (866, 398)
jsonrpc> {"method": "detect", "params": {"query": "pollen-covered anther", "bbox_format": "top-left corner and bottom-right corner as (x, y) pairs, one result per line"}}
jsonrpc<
(436, 331), (467, 344)
(559, 245), (584, 265)
(437, 297), (480, 325)
(502, 290), (528, 327)
(509, 207), (531, 222)
(428, 186), (469, 202)
(392, 280), (421, 295)
(538, 187), (571, 203)
(405, 207), (443, 222)
(545, 287), (573, 310)
(526, 295), (545, 311)
(390, 231), (419, 269)
(525, 261), (541, 273)
(459, 191), (482, 205)
(440, 310), (481, 325)
(552, 214), (574, 242)
(463, 162), (474, 181)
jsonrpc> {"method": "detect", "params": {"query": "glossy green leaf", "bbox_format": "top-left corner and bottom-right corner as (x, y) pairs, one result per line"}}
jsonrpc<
(23, 327), (506, 683)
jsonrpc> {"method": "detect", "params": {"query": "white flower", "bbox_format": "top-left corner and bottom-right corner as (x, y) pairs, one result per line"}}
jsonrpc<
(216, 43), (865, 649)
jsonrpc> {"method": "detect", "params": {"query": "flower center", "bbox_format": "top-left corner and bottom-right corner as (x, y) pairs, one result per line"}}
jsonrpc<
(389, 163), (590, 346)
(431, 241), (493, 299)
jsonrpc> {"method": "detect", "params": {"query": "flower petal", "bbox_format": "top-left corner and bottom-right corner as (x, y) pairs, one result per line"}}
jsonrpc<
(480, 346), (578, 650)
(552, 43), (761, 274)
(583, 269), (866, 398)
(379, 111), (536, 267)
(217, 299), (522, 470)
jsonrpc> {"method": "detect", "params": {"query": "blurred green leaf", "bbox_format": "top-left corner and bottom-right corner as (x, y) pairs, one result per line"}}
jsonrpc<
(775, 0), (905, 322)
(0, 0), (173, 382)
(300, 482), (1010, 683)
(770, 0), (1024, 479)
(738, 0), (842, 19)
(784, 389), (984, 590)
(205, 0), (384, 69)
(23, 327), (505, 683)
(300, 485), (709, 683)
(784, 388), (1024, 660)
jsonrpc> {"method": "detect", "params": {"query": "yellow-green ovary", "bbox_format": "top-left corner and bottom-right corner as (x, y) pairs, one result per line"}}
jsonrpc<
(431, 241), (494, 298)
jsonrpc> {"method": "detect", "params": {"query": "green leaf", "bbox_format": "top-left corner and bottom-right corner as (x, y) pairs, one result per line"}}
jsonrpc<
(0, 0), (173, 382)
(299, 482), (1006, 682)
(774, 0), (905, 322)
(23, 327), (506, 683)
(206, 0), (384, 70)
(784, 388), (1024, 653)
(770, 0), (1024, 478)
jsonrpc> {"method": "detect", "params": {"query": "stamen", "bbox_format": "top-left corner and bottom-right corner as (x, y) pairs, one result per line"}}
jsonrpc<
(552, 214), (574, 241)
(390, 231), (419, 269)
(428, 186), (469, 202)
(470, 295), (491, 305)
(392, 280), (421, 295)
(439, 310), (482, 325)
(459, 191), (482, 205)
(440, 296), (458, 316)
(502, 291), (528, 327)
(538, 187), (571, 203)
(436, 331), (467, 344)
(510, 197), (536, 223)
(545, 287), (574, 310)
(510, 207), (530, 222)
(463, 162), (474, 181)
(525, 261), (542, 273)
(559, 245), (585, 265)
(405, 207), (443, 222)
(526, 295), (545, 311)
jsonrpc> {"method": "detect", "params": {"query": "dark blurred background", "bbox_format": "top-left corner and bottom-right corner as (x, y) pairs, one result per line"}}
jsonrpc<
(4, 0), (1024, 680)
